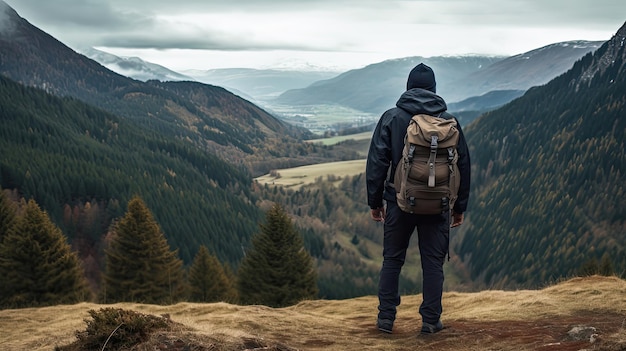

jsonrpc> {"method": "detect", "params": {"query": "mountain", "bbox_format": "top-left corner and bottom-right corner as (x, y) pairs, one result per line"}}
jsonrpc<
(274, 56), (503, 115)
(0, 73), (262, 268)
(274, 41), (603, 116)
(183, 68), (338, 101)
(456, 22), (626, 288)
(447, 89), (526, 125)
(448, 90), (526, 113)
(0, 1), (317, 175)
(78, 47), (195, 82)
(444, 40), (605, 102)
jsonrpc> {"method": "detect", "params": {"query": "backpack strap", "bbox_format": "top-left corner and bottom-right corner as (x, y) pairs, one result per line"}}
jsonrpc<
(447, 147), (455, 173)
(428, 135), (438, 187)
(402, 146), (416, 207)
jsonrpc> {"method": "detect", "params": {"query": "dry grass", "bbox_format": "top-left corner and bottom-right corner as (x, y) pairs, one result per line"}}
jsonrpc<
(1, 276), (625, 351)
(254, 159), (366, 189)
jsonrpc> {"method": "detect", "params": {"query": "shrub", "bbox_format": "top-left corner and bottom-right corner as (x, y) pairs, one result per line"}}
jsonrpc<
(56, 308), (171, 351)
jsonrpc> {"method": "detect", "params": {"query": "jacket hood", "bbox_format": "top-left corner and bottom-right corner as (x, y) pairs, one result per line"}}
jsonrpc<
(396, 88), (447, 116)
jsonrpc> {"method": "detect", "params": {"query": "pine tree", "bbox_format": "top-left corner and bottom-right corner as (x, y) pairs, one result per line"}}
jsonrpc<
(578, 258), (600, 277)
(102, 196), (186, 304)
(0, 190), (16, 241)
(0, 199), (90, 308)
(188, 245), (236, 302)
(237, 203), (318, 307)
(599, 253), (614, 276)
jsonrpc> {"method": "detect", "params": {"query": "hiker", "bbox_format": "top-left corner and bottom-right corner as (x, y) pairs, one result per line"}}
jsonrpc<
(366, 63), (471, 335)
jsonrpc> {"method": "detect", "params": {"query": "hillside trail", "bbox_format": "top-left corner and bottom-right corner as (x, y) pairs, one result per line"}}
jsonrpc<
(1, 276), (625, 350)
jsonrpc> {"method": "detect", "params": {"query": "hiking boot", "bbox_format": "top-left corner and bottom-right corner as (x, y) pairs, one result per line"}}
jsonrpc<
(377, 318), (393, 334)
(421, 320), (444, 334)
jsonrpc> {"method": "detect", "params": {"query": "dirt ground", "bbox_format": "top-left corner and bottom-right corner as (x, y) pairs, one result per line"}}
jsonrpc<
(377, 312), (626, 351)
(72, 310), (625, 351)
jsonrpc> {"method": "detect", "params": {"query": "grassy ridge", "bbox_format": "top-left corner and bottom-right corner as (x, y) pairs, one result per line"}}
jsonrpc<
(2, 276), (624, 351)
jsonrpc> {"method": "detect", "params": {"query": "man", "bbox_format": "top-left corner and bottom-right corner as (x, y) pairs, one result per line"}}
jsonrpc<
(366, 63), (471, 335)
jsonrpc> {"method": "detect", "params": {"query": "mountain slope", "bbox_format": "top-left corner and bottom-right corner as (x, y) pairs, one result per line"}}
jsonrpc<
(447, 89), (526, 125)
(457, 22), (626, 288)
(0, 74), (262, 267)
(448, 90), (526, 113)
(0, 2), (311, 170)
(78, 47), (195, 82)
(444, 40), (604, 101)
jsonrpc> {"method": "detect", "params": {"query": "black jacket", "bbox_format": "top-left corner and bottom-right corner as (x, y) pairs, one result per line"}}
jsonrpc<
(366, 88), (471, 213)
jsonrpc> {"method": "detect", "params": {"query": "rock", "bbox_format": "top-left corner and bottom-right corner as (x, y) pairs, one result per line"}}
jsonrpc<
(566, 326), (597, 341)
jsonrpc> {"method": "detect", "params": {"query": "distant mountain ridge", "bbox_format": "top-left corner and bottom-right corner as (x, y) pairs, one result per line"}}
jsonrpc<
(274, 41), (603, 116)
(79, 47), (195, 82)
(183, 68), (338, 101)
(74, 29), (602, 129)
(448, 90), (526, 113)
(444, 40), (605, 102)
(274, 56), (502, 115)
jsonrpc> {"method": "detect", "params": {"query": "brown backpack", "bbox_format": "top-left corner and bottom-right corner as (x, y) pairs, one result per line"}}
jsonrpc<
(393, 114), (460, 214)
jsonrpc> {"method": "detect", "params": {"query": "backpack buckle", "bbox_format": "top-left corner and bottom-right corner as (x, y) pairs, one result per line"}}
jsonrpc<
(430, 135), (438, 151)
(441, 197), (449, 212)
(409, 196), (416, 207)
(408, 144), (416, 161)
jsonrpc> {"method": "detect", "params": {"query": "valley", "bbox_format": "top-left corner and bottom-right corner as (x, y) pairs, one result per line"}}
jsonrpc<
(258, 101), (379, 136)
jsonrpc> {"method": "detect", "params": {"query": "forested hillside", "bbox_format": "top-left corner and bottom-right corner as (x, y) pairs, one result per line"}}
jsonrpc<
(0, 75), (262, 270)
(457, 22), (626, 288)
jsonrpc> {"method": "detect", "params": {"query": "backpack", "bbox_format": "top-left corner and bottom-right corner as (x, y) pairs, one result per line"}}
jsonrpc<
(393, 114), (460, 215)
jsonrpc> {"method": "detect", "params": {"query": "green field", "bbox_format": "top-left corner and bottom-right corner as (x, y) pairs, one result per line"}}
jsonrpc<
(255, 159), (367, 189)
(306, 131), (373, 146)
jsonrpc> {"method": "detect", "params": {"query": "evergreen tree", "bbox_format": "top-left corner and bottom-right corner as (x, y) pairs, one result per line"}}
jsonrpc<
(0, 190), (16, 242)
(102, 196), (186, 304)
(188, 245), (235, 302)
(578, 258), (599, 277)
(0, 199), (90, 308)
(237, 203), (318, 307)
(599, 254), (614, 276)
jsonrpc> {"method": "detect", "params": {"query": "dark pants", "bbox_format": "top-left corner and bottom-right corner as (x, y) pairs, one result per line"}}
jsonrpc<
(377, 201), (449, 325)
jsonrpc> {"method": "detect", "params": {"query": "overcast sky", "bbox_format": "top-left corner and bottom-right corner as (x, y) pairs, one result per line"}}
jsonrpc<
(3, 0), (624, 71)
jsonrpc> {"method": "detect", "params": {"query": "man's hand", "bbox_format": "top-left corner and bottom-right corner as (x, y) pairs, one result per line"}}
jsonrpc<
(371, 207), (386, 222)
(451, 211), (464, 228)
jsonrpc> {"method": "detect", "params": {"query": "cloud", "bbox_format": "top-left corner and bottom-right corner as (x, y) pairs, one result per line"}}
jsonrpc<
(2, 0), (624, 70)
(5, 0), (623, 50)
